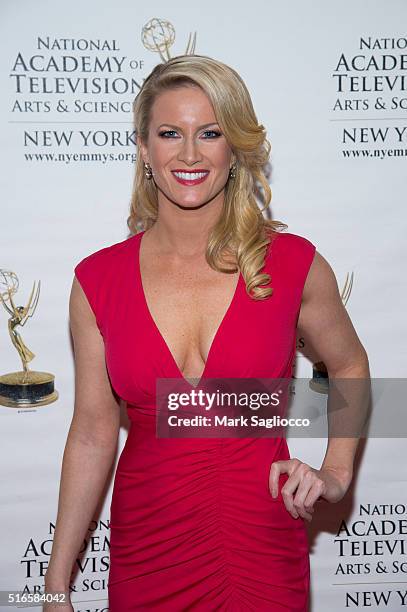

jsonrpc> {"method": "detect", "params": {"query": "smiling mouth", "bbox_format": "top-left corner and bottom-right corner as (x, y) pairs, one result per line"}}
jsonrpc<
(171, 170), (210, 186)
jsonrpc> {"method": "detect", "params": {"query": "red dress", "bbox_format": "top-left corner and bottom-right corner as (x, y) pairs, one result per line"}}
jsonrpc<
(74, 229), (316, 611)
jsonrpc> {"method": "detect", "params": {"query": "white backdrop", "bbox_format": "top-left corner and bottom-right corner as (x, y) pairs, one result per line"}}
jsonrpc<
(1, 1), (406, 610)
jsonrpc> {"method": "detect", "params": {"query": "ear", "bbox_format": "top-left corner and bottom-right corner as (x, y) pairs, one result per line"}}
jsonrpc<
(137, 136), (149, 165)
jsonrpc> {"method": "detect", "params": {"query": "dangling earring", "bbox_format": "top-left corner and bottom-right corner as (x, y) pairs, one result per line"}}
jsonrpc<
(229, 163), (237, 179)
(144, 162), (153, 180)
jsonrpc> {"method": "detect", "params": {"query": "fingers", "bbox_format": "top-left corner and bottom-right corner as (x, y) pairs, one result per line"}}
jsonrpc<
(303, 482), (325, 513)
(290, 464), (319, 521)
(269, 459), (294, 498)
(281, 474), (313, 521)
(270, 459), (325, 521)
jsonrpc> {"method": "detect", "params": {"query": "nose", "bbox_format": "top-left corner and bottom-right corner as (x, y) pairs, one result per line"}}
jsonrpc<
(177, 135), (203, 165)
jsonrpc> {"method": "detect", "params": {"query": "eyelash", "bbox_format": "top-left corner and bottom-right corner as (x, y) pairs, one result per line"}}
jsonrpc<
(158, 130), (222, 139)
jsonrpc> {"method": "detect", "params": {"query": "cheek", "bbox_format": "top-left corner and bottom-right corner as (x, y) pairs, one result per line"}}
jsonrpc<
(216, 146), (233, 168)
(150, 151), (167, 168)
(148, 142), (171, 166)
(209, 148), (232, 172)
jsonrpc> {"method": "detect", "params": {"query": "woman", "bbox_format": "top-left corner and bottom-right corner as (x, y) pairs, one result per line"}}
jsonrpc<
(45, 54), (369, 611)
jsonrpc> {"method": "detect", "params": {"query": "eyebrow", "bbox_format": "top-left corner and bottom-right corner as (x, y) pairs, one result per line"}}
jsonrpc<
(157, 122), (219, 131)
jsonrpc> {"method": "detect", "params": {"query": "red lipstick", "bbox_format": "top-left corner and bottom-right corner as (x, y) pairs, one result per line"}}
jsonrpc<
(171, 170), (210, 186)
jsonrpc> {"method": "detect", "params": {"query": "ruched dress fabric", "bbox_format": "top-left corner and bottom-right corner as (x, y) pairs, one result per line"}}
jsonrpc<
(74, 229), (316, 611)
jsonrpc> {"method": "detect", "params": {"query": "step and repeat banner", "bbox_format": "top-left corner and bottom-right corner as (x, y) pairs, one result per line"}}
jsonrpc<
(1, 1), (406, 610)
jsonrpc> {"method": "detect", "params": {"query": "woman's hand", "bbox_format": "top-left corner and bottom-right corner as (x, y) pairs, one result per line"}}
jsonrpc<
(269, 458), (353, 521)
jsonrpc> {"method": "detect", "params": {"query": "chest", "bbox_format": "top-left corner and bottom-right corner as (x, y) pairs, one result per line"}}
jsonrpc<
(101, 234), (301, 403)
(140, 255), (241, 378)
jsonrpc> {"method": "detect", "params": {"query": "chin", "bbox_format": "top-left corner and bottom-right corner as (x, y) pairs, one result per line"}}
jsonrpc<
(170, 192), (208, 206)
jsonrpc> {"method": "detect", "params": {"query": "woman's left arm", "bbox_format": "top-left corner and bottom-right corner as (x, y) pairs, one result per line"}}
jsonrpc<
(269, 250), (370, 521)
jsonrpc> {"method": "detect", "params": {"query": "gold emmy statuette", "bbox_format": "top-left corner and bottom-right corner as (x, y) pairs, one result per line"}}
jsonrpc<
(141, 17), (197, 62)
(309, 271), (354, 395)
(0, 269), (58, 408)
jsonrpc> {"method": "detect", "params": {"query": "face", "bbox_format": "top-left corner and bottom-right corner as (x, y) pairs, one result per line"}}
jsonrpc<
(138, 85), (235, 209)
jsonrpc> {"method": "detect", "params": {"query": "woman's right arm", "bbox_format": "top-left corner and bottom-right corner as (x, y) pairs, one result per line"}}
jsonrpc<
(44, 276), (120, 607)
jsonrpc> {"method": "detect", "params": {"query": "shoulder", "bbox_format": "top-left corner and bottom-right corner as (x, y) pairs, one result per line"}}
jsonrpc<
(72, 233), (140, 335)
(269, 230), (316, 255)
(302, 248), (339, 304)
(271, 234), (339, 304)
(266, 230), (317, 276)
(270, 231), (336, 295)
(74, 234), (138, 278)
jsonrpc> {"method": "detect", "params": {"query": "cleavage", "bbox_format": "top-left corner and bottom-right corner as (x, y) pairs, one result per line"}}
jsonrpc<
(140, 255), (239, 381)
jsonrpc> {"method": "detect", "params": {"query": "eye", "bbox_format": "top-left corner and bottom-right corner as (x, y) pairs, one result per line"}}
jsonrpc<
(158, 129), (222, 139)
(158, 130), (178, 138)
(202, 130), (222, 138)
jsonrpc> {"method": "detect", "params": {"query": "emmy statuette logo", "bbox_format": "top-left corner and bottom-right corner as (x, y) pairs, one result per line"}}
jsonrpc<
(141, 17), (197, 61)
(0, 269), (58, 408)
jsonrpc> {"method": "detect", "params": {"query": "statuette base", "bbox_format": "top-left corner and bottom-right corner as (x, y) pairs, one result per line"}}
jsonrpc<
(0, 370), (58, 407)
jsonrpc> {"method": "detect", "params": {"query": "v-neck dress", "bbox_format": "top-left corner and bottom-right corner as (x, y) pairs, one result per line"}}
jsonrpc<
(74, 229), (316, 611)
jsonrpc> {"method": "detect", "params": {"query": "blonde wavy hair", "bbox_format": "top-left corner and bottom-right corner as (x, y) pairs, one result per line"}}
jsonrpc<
(128, 54), (287, 299)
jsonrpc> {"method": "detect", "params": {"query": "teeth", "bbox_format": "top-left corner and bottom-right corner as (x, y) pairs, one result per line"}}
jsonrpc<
(173, 171), (208, 180)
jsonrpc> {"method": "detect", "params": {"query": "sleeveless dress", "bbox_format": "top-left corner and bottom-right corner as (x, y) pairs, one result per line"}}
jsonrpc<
(74, 229), (316, 611)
